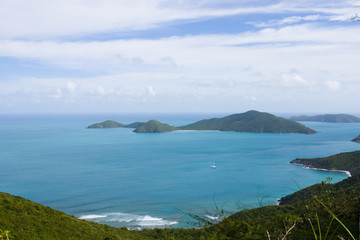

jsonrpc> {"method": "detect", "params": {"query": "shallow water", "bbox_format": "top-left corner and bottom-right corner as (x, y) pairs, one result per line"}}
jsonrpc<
(0, 114), (359, 228)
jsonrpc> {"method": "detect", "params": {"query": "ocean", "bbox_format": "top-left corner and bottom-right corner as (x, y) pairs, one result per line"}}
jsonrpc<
(0, 113), (359, 229)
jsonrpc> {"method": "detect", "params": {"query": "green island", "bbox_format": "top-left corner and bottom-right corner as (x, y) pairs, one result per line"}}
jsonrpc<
(88, 120), (145, 129)
(289, 114), (360, 123)
(1, 151), (359, 239)
(133, 120), (177, 133)
(88, 120), (125, 128)
(177, 110), (315, 134)
(352, 135), (360, 143)
(88, 110), (316, 134)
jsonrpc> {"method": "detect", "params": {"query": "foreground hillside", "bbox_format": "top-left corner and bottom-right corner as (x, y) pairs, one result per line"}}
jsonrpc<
(0, 192), (152, 240)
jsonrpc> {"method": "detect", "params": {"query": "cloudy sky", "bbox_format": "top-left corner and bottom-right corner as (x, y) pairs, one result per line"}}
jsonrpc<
(1, 0), (359, 114)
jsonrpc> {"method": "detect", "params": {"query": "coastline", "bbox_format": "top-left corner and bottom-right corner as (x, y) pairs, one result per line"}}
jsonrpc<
(304, 166), (352, 177)
(291, 162), (352, 177)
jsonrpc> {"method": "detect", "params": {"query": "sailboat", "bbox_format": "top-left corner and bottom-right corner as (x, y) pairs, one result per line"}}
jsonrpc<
(210, 159), (216, 169)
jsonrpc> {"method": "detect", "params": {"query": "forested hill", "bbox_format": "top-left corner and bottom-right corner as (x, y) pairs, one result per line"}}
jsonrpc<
(133, 120), (177, 133)
(0, 192), (152, 240)
(178, 110), (316, 134)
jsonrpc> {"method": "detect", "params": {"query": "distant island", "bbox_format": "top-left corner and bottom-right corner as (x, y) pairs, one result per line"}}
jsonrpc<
(88, 120), (145, 129)
(177, 110), (315, 134)
(133, 120), (177, 133)
(351, 135), (360, 143)
(290, 150), (360, 176)
(289, 114), (360, 123)
(88, 110), (316, 134)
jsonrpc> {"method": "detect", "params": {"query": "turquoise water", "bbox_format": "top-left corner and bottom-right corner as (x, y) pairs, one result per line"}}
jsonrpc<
(0, 114), (359, 229)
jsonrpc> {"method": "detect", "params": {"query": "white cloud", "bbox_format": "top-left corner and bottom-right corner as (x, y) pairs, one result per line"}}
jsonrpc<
(248, 15), (324, 27)
(282, 73), (306, 85)
(48, 88), (62, 99)
(147, 86), (157, 96)
(0, 0), (278, 39)
(66, 81), (77, 93)
(1, 1), (360, 113)
(1, 0), (359, 40)
(324, 80), (341, 91)
(244, 95), (258, 101)
(1, 24), (360, 75)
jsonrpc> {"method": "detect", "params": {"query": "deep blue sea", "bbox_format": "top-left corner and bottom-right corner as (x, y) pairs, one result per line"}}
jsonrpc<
(0, 113), (359, 229)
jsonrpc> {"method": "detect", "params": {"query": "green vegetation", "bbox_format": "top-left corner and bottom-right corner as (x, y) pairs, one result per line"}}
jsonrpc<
(289, 114), (360, 123)
(124, 122), (145, 128)
(290, 151), (360, 176)
(0, 192), (153, 240)
(352, 135), (360, 143)
(178, 110), (316, 134)
(0, 228), (10, 240)
(279, 174), (360, 205)
(133, 120), (177, 133)
(87, 120), (146, 129)
(88, 120), (125, 128)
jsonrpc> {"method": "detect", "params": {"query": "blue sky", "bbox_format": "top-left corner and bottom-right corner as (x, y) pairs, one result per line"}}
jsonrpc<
(0, 0), (359, 114)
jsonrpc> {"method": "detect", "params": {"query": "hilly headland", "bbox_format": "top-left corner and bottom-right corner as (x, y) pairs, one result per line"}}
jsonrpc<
(88, 110), (316, 134)
(290, 150), (360, 176)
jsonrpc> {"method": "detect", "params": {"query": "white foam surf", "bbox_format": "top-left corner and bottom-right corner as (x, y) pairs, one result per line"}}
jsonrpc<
(204, 214), (219, 221)
(79, 214), (106, 220)
(78, 212), (178, 229)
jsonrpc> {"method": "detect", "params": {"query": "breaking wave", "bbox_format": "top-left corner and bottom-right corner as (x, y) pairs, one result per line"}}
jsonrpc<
(79, 212), (178, 229)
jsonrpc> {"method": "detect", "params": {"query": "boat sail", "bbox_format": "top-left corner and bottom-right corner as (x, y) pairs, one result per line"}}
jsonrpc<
(210, 159), (216, 169)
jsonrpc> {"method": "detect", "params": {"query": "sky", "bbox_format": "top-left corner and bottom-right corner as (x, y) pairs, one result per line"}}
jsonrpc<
(0, 0), (360, 114)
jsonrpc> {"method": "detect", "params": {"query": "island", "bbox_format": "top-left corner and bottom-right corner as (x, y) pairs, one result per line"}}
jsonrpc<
(124, 122), (145, 128)
(178, 110), (316, 134)
(87, 120), (145, 129)
(88, 110), (317, 134)
(87, 120), (124, 128)
(289, 113), (360, 123)
(290, 150), (360, 176)
(351, 135), (360, 143)
(133, 120), (177, 133)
